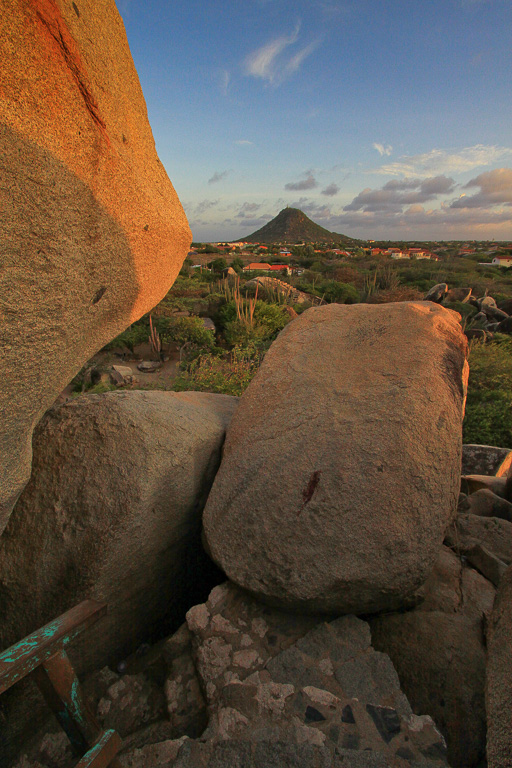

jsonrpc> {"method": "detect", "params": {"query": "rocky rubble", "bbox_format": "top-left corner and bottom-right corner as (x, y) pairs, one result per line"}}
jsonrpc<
(14, 583), (449, 768)
(10, 438), (512, 768)
(424, 283), (512, 341)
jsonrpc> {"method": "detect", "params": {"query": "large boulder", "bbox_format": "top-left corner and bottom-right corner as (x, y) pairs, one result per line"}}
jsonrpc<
(0, 0), (191, 532)
(486, 564), (512, 768)
(203, 302), (468, 615)
(0, 391), (237, 670)
(371, 546), (495, 768)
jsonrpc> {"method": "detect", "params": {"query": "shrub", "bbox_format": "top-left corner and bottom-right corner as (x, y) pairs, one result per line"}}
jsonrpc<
(159, 316), (215, 351)
(321, 280), (360, 304)
(172, 346), (263, 396)
(366, 286), (423, 304)
(103, 323), (149, 352)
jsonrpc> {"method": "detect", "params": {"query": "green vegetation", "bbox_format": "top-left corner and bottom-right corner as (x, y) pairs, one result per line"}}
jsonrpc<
(92, 239), (512, 448)
(463, 336), (512, 448)
(172, 346), (263, 396)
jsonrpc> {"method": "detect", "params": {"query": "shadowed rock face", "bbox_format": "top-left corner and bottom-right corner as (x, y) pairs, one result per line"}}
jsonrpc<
(0, 0), (191, 532)
(0, 391), (237, 671)
(371, 546), (495, 768)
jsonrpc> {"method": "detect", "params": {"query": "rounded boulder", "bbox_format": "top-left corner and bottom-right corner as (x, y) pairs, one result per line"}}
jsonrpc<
(203, 302), (468, 614)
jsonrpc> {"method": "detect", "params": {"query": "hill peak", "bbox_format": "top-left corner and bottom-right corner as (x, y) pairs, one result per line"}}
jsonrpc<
(240, 207), (354, 245)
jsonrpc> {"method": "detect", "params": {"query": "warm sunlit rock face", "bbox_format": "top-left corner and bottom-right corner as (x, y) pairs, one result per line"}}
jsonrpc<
(204, 302), (469, 615)
(0, 0), (191, 532)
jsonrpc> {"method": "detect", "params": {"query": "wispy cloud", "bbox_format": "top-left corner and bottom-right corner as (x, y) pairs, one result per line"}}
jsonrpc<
(245, 23), (300, 81)
(244, 23), (318, 85)
(218, 69), (230, 96)
(373, 143), (393, 157)
(284, 40), (321, 77)
(208, 170), (229, 185)
(285, 171), (318, 191)
(321, 183), (340, 196)
(234, 140), (254, 146)
(376, 145), (512, 177)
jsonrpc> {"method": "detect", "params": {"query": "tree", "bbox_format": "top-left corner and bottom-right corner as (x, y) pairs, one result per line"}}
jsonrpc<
(160, 316), (215, 360)
(208, 257), (228, 272)
(231, 257), (244, 273)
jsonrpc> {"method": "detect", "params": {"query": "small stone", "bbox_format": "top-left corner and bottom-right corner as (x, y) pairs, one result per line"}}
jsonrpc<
(303, 686), (340, 707)
(137, 360), (161, 372)
(112, 365), (133, 377)
(251, 618), (268, 637)
(232, 649), (262, 668)
(465, 544), (508, 587)
(186, 604), (211, 632)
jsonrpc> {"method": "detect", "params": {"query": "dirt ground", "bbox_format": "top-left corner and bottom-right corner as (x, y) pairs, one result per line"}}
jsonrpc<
(54, 343), (182, 406)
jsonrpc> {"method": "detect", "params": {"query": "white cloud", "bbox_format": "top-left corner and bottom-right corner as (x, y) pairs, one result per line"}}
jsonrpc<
(321, 183), (340, 196)
(373, 143), (392, 157)
(376, 145), (512, 178)
(244, 23), (318, 85)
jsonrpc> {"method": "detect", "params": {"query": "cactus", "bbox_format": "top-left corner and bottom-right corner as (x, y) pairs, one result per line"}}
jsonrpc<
(149, 315), (162, 361)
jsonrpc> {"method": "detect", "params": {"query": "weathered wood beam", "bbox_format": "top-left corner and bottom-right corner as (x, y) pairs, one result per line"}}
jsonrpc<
(0, 600), (106, 694)
(74, 730), (122, 768)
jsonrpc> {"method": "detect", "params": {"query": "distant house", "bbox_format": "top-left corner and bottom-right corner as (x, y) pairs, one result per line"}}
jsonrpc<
(492, 255), (512, 267)
(388, 251), (409, 259)
(269, 264), (291, 275)
(279, 249), (292, 257)
(409, 248), (427, 258)
(243, 262), (272, 271)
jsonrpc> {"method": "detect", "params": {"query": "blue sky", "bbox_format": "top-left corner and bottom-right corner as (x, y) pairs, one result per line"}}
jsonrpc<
(118, 0), (512, 242)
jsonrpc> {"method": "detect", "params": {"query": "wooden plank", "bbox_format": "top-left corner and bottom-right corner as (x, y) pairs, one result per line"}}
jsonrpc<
(0, 600), (106, 694)
(74, 730), (122, 768)
(32, 649), (101, 754)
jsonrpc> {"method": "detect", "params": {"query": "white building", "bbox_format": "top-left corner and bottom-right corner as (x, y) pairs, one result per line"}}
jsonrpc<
(492, 256), (512, 267)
